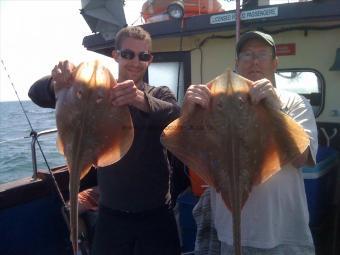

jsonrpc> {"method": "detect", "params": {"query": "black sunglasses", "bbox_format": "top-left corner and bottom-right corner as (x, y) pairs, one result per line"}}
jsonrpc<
(117, 49), (152, 62)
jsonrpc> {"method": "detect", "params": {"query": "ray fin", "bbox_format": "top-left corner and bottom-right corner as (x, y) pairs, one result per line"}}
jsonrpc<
(56, 134), (65, 155)
(254, 108), (310, 185)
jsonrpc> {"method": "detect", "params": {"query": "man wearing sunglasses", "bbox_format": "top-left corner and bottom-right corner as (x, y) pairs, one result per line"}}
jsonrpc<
(28, 26), (183, 255)
(184, 31), (317, 255)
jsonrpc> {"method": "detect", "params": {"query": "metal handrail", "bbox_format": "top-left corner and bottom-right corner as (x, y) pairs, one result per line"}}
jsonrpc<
(31, 128), (58, 180)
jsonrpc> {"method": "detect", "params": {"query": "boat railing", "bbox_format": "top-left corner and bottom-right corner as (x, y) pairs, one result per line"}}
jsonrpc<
(31, 128), (58, 180)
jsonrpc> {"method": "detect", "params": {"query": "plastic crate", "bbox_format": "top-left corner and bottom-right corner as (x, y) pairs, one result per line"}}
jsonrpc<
(302, 147), (338, 226)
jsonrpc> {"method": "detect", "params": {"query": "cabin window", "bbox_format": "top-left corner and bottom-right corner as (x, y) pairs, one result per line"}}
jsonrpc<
(146, 51), (191, 105)
(148, 62), (184, 103)
(275, 69), (324, 117)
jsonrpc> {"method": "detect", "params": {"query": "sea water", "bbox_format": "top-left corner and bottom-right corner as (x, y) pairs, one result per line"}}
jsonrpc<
(0, 101), (66, 184)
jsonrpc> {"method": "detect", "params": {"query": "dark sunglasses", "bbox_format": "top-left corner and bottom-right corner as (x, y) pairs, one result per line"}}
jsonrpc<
(117, 49), (152, 62)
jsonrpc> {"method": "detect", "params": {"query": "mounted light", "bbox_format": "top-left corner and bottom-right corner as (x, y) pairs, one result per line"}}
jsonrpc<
(167, 0), (184, 19)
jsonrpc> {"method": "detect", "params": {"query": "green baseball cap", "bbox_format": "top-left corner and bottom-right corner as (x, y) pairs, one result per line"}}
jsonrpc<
(236, 31), (276, 57)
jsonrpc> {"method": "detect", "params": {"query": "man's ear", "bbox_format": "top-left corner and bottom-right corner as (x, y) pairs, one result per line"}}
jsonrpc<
(148, 54), (153, 65)
(112, 50), (119, 63)
(273, 56), (278, 71)
(235, 58), (239, 72)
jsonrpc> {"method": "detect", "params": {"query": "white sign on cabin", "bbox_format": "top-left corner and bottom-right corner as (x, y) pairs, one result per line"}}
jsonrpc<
(210, 7), (279, 24)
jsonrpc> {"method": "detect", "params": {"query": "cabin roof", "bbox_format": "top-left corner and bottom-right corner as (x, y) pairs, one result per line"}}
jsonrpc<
(82, 1), (340, 56)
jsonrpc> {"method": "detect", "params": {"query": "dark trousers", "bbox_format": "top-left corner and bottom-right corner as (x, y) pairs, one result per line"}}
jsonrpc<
(91, 205), (181, 255)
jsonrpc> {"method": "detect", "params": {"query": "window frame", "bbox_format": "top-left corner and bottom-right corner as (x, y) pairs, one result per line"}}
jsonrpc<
(144, 51), (192, 103)
(276, 68), (325, 117)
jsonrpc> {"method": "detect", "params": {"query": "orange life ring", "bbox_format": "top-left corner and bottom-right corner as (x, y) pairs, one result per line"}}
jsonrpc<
(142, 0), (224, 22)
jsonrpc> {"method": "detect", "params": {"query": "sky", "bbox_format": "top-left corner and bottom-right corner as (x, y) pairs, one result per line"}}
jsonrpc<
(0, 0), (144, 102)
(0, 0), (291, 102)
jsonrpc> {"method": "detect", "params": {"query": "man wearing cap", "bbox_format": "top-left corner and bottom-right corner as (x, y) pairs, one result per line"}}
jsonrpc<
(184, 31), (318, 254)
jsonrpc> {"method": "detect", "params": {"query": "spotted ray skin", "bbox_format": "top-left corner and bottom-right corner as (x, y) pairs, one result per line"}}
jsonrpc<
(161, 70), (309, 255)
(55, 61), (134, 254)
